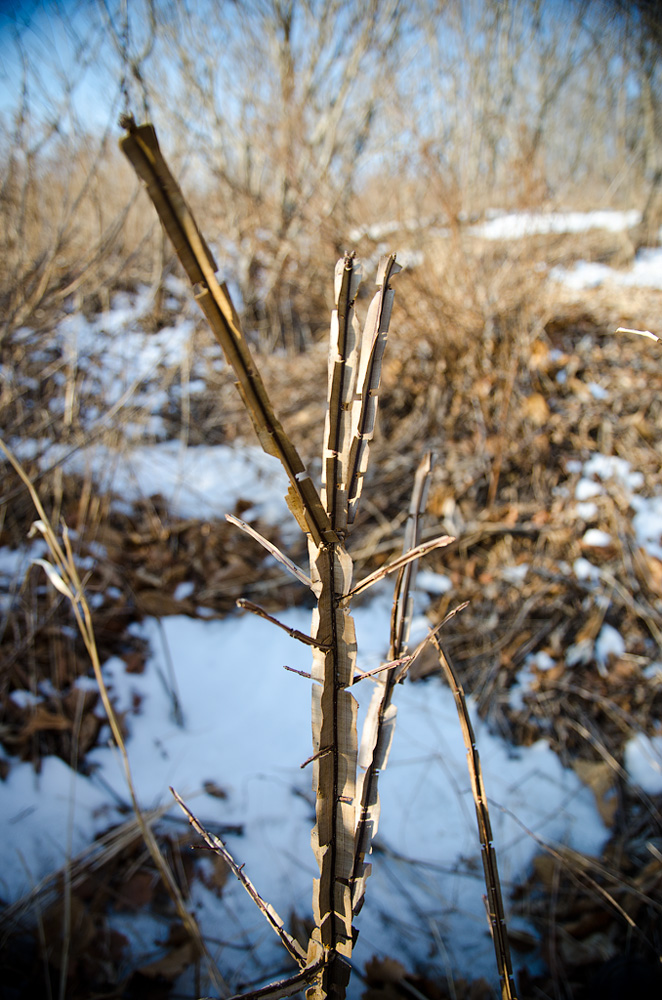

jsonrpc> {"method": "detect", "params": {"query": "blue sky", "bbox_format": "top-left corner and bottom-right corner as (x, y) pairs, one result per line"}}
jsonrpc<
(0, 1), (124, 132)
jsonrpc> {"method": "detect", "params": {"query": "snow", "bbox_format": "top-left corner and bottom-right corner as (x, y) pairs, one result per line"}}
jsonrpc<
(625, 733), (662, 794)
(29, 439), (292, 525)
(575, 501), (598, 520)
(582, 528), (612, 547)
(416, 570), (453, 595)
(552, 246), (662, 291)
(0, 755), (117, 903)
(643, 662), (662, 683)
(510, 651), (557, 711)
(631, 493), (662, 560)
(576, 478), (602, 501)
(588, 382), (609, 400)
(501, 563), (529, 585)
(594, 623), (626, 677)
(472, 208), (639, 241)
(350, 209), (640, 245)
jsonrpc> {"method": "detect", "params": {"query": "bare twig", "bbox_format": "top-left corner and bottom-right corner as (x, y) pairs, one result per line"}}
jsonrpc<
(236, 598), (330, 649)
(223, 957), (326, 1000)
(226, 514), (313, 588)
(351, 454), (438, 919)
(345, 534), (454, 601)
(430, 633), (518, 1000)
(616, 326), (660, 343)
(170, 787), (307, 967)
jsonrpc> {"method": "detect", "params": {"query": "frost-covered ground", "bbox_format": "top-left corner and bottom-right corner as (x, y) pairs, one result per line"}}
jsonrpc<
(1, 207), (662, 996)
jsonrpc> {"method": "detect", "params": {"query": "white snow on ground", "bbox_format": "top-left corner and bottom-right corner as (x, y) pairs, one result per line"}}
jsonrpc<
(472, 208), (640, 241)
(351, 208), (640, 245)
(551, 246), (662, 291)
(34, 439), (293, 525)
(354, 206), (662, 293)
(625, 733), (662, 795)
(56, 288), (198, 410)
(511, 450), (662, 771)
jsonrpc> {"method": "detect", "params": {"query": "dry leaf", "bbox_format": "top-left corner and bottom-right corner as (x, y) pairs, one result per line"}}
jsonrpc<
(203, 779), (228, 799)
(523, 392), (550, 425)
(137, 940), (197, 980)
(199, 855), (229, 896)
(134, 590), (195, 617)
(116, 869), (156, 911)
(364, 955), (408, 985)
(20, 705), (71, 738)
(638, 548), (662, 596)
(573, 759), (619, 826)
(556, 928), (617, 967)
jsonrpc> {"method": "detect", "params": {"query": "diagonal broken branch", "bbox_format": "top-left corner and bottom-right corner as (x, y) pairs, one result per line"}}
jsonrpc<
(120, 118), (335, 548)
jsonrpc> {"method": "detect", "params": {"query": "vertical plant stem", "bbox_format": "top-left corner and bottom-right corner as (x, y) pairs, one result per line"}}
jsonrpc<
(351, 454), (434, 916)
(430, 634), (518, 1000)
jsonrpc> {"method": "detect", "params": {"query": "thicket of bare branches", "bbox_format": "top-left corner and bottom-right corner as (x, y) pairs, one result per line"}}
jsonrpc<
(1, 0), (660, 348)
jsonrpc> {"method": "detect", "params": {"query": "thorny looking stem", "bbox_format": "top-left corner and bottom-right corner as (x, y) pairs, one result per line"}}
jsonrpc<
(170, 788), (307, 966)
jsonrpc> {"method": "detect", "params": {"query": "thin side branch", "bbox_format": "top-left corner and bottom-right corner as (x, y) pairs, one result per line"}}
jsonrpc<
(170, 787), (307, 967)
(429, 635), (518, 1000)
(226, 514), (313, 588)
(236, 599), (330, 650)
(616, 325), (660, 343)
(119, 119), (335, 547)
(223, 958), (325, 1000)
(345, 534), (454, 601)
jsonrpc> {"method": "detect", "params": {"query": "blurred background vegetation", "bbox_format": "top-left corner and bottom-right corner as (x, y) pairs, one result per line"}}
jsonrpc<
(1, 0), (660, 351)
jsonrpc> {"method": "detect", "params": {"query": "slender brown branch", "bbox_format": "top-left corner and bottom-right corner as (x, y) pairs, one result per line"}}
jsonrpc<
(119, 119), (335, 547)
(226, 514), (313, 588)
(429, 635), (518, 1000)
(223, 958), (325, 1000)
(345, 534), (454, 601)
(236, 599), (330, 649)
(170, 787), (307, 967)
(283, 664), (313, 679)
(351, 454), (437, 918)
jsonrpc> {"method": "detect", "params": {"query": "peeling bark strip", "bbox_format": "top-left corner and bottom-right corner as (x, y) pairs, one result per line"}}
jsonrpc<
(346, 253), (402, 525)
(351, 454), (436, 919)
(307, 542), (357, 999)
(322, 252), (362, 533)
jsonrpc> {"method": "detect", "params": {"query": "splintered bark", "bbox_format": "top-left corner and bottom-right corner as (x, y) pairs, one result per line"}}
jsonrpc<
(307, 541), (357, 998)
(351, 454), (434, 917)
(120, 117), (516, 1000)
(306, 251), (404, 998)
